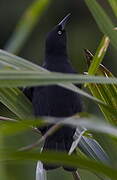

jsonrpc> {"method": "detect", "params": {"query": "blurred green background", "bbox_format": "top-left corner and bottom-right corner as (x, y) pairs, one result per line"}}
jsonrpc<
(0, 0), (117, 179)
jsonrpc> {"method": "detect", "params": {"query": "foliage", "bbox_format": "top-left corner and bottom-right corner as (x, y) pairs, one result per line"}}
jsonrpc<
(0, 0), (117, 180)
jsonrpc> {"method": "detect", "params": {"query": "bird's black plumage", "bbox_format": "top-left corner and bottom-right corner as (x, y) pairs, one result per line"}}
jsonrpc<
(23, 14), (82, 171)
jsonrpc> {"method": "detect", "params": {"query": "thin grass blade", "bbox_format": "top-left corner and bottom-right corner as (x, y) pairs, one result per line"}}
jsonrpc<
(0, 88), (32, 119)
(88, 36), (110, 75)
(5, 0), (51, 54)
(84, 49), (117, 124)
(108, 0), (117, 18)
(85, 0), (117, 49)
(3, 151), (117, 180)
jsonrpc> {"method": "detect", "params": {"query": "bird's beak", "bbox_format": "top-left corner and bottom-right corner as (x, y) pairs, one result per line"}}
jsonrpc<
(58, 13), (71, 30)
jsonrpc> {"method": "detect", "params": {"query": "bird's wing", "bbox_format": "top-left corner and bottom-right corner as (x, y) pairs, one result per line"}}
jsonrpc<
(69, 127), (110, 165)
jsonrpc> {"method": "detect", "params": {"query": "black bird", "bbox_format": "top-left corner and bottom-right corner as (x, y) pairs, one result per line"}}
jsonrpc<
(23, 14), (109, 172)
(24, 14), (82, 171)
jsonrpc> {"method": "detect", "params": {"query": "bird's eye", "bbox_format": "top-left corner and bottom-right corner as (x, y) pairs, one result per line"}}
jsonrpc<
(58, 30), (62, 35)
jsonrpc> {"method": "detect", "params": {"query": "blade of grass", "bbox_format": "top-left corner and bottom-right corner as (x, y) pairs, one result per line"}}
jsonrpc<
(1, 69), (117, 106)
(0, 0), (51, 119)
(1, 117), (117, 138)
(0, 71), (117, 87)
(0, 49), (45, 71)
(0, 49), (45, 118)
(0, 49), (109, 104)
(0, 50), (104, 114)
(84, 49), (117, 124)
(4, 151), (117, 180)
(0, 132), (7, 180)
(88, 36), (110, 75)
(0, 49), (113, 104)
(5, 0), (51, 54)
(85, 0), (117, 49)
(0, 50), (116, 117)
(108, 0), (117, 18)
(0, 88), (33, 119)
(87, 83), (117, 123)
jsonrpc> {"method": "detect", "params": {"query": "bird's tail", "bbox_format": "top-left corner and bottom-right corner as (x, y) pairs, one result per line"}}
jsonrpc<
(42, 137), (77, 171)
(42, 138), (60, 170)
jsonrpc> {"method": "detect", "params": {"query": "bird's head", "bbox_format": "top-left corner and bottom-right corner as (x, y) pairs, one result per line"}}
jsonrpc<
(45, 14), (71, 57)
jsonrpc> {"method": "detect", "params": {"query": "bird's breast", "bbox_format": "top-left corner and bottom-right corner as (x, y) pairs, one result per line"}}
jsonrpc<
(32, 85), (82, 117)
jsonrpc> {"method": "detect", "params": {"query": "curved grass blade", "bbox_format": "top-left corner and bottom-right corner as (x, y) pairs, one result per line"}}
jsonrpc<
(85, 0), (117, 49)
(0, 49), (45, 71)
(0, 88), (32, 119)
(4, 151), (117, 180)
(5, 0), (51, 54)
(88, 36), (110, 75)
(1, 116), (117, 137)
(87, 84), (117, 124)
(0, 50), (115, 115)
(0, 49), (43, 118)
(84, 49), (117, 124)
(0, 49), (109, 105)
(108, 0), (117, 18)
(0, 50), (104, 114)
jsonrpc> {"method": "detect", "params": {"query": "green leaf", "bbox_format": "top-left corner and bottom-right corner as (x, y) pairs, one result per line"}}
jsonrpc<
(1, 117), (117, 138)
(3, 151), (117, 180)
(0, 49), (45, 71)
(1, 70), (117, 105)
(0, 49), (105, 104)
(0, 88), (33, 119)
(0, 50), (103, 112)
(85, 0), (117, 49)
(88, 36), (110, 75)
(0, 71), (117, 87)
(84, 48), (117, 124)
(0, 49), (43, 118)
(0, 50), (116, 119)
(87, 84), (117, 124)
(5, 0), (51, 54)
(108, 0), (117, 18)
(0, 132), (7, 180)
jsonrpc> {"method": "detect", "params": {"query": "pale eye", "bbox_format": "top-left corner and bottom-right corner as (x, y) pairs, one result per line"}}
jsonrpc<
(58, 30), (62, 35)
